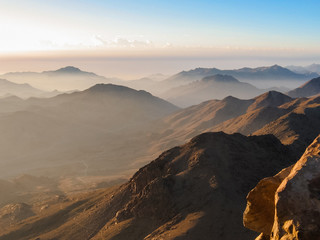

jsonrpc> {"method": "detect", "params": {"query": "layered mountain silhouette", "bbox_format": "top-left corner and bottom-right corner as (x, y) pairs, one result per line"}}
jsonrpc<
(162, 74), (263, 107)
(0, 78), (47, 98)
(0, 84), (178, 178)
(0, 66), (123, 91)
(287, 63), (320, 75)
(0, 132), (295, 240)
(152, 91), (320, 157)
(165, 65), (318, 87)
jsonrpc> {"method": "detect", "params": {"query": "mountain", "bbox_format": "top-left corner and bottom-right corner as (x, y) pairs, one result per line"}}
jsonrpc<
(43, 66), (95, 75)
(162, 74), (263, 107)
(287, 63), (320, 75)
(150, 91), (320, 158)
(0, 66), (123, 91)
(165, 65), (318, 88)
(151, 91), (291, 151)
(0, 78), (47, 98)
(0, 132), (295, 240)
(253, 96), (320, 154)
(244, 134), (320, 240)
(287, 76), (320, 98)
(0, 84), (178, 178)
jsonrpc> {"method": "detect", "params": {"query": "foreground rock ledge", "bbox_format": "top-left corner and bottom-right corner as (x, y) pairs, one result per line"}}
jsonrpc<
(243, 135), (320, 240)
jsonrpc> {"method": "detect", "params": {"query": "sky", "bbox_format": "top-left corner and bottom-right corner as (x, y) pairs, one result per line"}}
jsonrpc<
(0, 0), (320, 78)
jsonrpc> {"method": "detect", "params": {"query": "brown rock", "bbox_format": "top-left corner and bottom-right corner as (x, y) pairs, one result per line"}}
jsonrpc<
(243, 135), (320, 240)
(243, 166), (293, 235)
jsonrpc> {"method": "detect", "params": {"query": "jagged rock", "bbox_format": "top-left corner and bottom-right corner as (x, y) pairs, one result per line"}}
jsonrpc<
(243, 135), (320, 240)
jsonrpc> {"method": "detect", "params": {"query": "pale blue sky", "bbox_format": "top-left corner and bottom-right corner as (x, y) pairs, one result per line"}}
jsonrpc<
(0, 0), (319, 77)
(1, 0), (319, 53)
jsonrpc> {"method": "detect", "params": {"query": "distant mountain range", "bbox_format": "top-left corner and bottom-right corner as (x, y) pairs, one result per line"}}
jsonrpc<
(1, 65), (317, 99)
(0, 78), (46, 98)
(162, 74), (263, 107)
(0, 66), (123, 91)
(165, 65), (318, 86)
(287, 63), (320, 74)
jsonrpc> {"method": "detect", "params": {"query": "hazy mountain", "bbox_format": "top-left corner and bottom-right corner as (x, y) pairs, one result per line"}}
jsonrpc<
(166, 65), (317, 83)
(0, 66), (123, 91)
(162, 74), (263, 107)
(0, 132), (295, 240)
(164, 65), (318, 89)
(0, 84), (178, 178)
(43, 66), (97, 76)
(0, 78), (48, 98)
(287, 76), (320, 98)
(287, 63), (320, 74)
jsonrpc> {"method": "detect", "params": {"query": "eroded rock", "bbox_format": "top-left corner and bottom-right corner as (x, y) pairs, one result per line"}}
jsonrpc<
(244, 135), (320, 240)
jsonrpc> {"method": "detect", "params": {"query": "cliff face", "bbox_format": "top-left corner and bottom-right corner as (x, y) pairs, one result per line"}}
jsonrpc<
(243, 135), (320, 240)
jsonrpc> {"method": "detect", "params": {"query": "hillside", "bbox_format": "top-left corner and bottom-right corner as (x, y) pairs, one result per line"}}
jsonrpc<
(287, 76), (320, 98)
(0, 132), (295, 240)
(150, 91), (320, 157)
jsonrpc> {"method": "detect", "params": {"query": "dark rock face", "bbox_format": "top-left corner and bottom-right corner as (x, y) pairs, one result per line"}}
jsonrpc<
(243, 135), (320, 240)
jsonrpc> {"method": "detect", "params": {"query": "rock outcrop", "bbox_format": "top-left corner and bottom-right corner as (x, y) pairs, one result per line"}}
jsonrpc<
(243, 135), (320, 240)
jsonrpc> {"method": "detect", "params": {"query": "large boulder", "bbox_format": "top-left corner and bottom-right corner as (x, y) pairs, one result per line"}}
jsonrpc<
(243, 135), (320, 240)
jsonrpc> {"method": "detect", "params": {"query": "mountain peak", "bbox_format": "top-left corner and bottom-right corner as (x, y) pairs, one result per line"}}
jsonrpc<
(270, 64), (282, 69)
(249, 91), (292, 111)
(86, 83), (136, 94)
(202, 74), (239, 83)
(55, 66), (82, 73)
